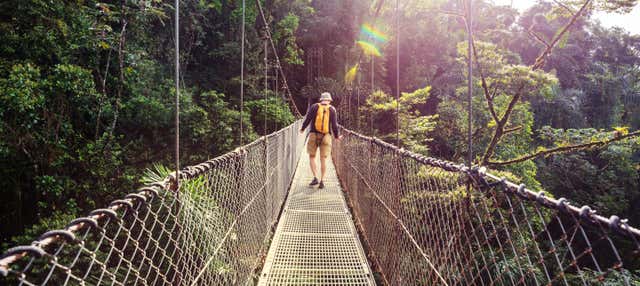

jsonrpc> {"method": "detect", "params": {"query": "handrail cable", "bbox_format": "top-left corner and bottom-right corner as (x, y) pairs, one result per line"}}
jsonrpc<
(2, 122), (640, 285)
(344, 142), (449, 285)
(334, 127), (640, 285)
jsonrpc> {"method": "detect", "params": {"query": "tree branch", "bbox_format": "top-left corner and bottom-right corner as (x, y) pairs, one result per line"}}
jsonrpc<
(470, 38), (500, 123)
(527, 29), (551, 49)
(487, 130), (640, 167)
(532, 0), (592, 70)
(552, 0), (576, 14)
(504, 125), (523, 135)
(479, 0), (592, 165)
(439, 10), (465, 18)
(490, 82), (500, 100)
(480, 85), (524, 165)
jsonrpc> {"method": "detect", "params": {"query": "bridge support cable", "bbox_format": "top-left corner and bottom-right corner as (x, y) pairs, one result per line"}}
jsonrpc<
(264, 31), (269, 134)
(357, 73), (361, 132)
(395, 0), (400, 148)
(254, 0), (301, 118)
(370, 55), (374, 136)
(239, 0), (246, 145)
(0, 122), (305, 285)
(333, 127), (640, 286)
(174, 0), (180, 189)
(466, 0), (473, 166)
(274, 63), (279, 129)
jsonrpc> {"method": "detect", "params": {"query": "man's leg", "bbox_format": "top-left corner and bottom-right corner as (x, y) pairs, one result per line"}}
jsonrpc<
(318, 135), (332, 189)
(309, 154), (318, 178)
(319, 156), (327, 182)
(306, 133), (319, 185)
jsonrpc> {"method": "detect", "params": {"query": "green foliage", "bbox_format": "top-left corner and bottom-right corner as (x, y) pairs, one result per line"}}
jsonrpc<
(197, 89), (258, 154)
(591, 0), (639, 13)
(1, 1), (640, 282)
(2, 211), (78, 249)
(246, 96), (296, 134)
(437, 42), (546, 186)
(536, 126), (640, 216)
(0, 0), (302, 248)
(141, 163), (173, 185)
(300, 77), (346, 102)
(275, 13), (304, 65)
(361, 87), (437, 155)
(538, 126), (631, 145)
(0, 64), (43, 117)
(457, 41), (558, 102)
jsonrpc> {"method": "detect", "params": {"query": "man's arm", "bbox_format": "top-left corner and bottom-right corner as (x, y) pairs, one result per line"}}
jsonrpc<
(330, 106), (340, 138)
(300, 104), (317, 132)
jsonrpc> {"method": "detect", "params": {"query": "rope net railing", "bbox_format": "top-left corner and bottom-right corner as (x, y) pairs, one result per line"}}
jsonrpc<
(333, 127), (640, 286)
(0, 121), (304, 286)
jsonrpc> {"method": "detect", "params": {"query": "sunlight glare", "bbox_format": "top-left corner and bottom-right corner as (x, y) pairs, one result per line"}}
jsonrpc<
(357, 41), (382, 57)
(361, 24), (389, 43)
(344, 63), (359, 84)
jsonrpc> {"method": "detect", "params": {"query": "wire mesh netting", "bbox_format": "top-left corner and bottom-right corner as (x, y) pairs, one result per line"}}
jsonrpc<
(3, 120), (640, 286)
(0, 121), (304, 286)
(333, 128), (640, 286)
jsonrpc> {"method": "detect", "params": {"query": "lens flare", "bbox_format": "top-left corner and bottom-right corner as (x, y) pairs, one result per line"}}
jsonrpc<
(344, 63), (359, 84)
(361, 24), (388, 43)
(357, 41), (382, 57)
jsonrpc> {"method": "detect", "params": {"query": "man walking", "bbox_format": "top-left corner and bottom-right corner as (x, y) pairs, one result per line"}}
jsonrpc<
(299, 92), (341, 189)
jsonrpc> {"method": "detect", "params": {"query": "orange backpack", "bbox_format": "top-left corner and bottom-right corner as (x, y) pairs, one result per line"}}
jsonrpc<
(314, 104), (331, 134)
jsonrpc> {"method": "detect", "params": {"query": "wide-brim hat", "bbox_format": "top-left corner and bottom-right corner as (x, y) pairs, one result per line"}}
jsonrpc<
(319, 92), (333, 102)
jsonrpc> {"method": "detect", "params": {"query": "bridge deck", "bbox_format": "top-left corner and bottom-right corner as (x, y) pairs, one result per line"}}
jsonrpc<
(258, 152), (375, 285)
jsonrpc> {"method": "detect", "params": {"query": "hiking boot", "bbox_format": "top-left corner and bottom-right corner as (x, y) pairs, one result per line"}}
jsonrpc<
(309, 178), (319, 186)
(319, 181), (325, 189)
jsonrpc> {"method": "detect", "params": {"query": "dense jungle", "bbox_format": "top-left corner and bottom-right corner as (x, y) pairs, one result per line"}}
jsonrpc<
(1, 0), (639, 262)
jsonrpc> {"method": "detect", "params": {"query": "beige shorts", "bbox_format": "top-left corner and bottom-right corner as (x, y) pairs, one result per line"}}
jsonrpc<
(307, 133), (332, 158)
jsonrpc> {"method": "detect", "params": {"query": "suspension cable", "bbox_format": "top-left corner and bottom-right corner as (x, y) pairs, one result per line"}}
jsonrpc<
(395, 0), (400, 147)
(240, 0), (246, 145)
(357, 73), (360, 131)
(264, 32), (268, 134)
(254, 0), (302, 117)
(466, 0), (473, 166)
(174, 0), (180, 188)
(274, 63), (278, 129)
(370, 55), (374, 136)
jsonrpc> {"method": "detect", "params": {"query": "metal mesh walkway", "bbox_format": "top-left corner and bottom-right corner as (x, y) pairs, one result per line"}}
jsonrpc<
(259, 152), (375, 285)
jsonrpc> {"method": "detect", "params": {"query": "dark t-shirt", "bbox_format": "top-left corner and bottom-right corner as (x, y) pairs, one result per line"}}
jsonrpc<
(300, 103), (340, 138)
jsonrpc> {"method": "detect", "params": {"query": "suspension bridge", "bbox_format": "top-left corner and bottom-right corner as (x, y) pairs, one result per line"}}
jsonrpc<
(2, 0), (640, 285)
(1, 121), (640, 285)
